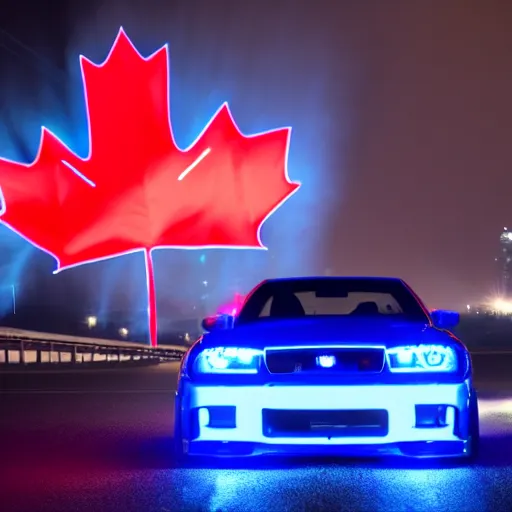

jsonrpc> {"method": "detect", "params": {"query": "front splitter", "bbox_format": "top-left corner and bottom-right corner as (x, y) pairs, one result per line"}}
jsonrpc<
(185, 439), (469, 459)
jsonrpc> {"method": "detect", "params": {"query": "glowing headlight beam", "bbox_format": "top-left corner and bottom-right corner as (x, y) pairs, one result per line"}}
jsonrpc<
(195, 347), (262, 374)
(386, 344), (458, 373)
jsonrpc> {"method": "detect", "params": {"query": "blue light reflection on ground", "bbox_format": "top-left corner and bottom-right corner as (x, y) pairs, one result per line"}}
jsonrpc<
(181, 463), (483, 512)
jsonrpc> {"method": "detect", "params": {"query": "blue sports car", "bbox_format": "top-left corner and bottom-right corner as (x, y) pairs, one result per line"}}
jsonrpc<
(174, 276), (479, 461)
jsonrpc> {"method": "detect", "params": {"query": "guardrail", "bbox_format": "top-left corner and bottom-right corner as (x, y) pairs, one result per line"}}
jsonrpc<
(0, 327), (188, 367)
(2, 326), (512, 369)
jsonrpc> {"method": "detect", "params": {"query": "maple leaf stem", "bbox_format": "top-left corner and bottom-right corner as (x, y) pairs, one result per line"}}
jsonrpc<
(144, 248), (158, 347)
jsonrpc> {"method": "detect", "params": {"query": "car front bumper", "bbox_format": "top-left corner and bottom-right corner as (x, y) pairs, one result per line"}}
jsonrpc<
(177, 380), (473, 458)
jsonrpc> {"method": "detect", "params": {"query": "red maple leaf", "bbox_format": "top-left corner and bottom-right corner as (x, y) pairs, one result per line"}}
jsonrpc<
(0, 28), (300, 346)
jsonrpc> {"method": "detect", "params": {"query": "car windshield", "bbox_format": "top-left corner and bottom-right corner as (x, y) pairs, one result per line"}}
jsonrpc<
(237, 278), (429, 324)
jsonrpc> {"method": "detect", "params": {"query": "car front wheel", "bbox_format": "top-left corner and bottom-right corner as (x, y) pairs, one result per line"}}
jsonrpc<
(172, 395), (187, 464)
(466, 390), (480, 461)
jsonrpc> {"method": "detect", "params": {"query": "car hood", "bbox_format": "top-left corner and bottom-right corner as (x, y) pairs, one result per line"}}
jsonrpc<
(201, 316), (457, 350)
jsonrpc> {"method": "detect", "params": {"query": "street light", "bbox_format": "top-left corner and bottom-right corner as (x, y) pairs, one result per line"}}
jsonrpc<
(86, 315), (97, 328)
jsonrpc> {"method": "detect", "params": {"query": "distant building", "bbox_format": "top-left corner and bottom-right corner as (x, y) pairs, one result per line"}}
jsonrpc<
(499, 227), (512, 297)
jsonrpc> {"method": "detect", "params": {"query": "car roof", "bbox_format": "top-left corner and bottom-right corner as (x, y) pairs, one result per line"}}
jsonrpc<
(258, 276), (404, 285)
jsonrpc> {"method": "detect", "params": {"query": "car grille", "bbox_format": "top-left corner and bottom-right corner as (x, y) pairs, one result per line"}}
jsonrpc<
(265, 347), (385, 374)
(262, 409), (389, 437)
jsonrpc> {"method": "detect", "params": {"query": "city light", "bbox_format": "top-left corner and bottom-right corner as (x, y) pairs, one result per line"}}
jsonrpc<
(481, 295), (512, 315)
(86, 315), (97, 328)
(492, 299), (512, 314)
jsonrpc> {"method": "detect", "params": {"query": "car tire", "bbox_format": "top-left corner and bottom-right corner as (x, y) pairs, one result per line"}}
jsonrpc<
(172, 395), (187, 465)
(466, 389), (480, 461)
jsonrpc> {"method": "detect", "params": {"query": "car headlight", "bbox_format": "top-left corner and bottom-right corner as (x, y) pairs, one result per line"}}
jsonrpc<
(386, 344), (458, 372)
(194, 347), (262, 374)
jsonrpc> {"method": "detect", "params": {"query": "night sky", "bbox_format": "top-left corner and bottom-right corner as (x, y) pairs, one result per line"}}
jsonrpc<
(0, 0), (511, 322)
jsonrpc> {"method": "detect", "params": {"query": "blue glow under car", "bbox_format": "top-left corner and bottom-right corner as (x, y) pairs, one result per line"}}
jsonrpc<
(174, 277), (479, 460)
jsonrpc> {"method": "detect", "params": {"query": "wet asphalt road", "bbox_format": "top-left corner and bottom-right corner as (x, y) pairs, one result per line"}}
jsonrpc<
(2, 354), (512, 512)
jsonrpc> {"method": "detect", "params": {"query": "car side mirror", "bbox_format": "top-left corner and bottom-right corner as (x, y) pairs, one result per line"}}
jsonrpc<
(201, 314), (235, 332)
(431, 309), (460, 330)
